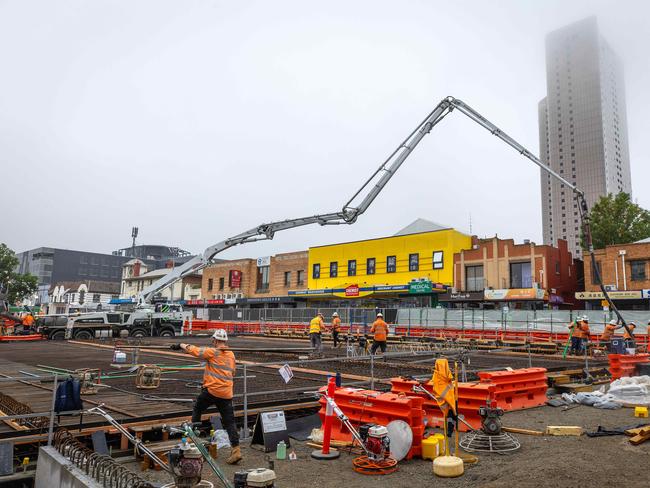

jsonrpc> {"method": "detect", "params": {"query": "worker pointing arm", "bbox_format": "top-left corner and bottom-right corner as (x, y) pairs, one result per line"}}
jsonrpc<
(172, 330), (242, 465)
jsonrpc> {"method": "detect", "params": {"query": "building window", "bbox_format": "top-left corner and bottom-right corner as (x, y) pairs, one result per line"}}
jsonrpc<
(432, 251), (444, 269)
(284, 271), (291, 286)
(409, 253), (419, 272)
(592, 261), (602, 283)
(297, 270), (305, 285)
(78, 290), (85, 305)
(386, 256), (396, 273)
(208, 278), (213, 291)
(367, 258), (376, 275)
(510, 262), (532, 288)
(630, 261), (646, 281)
(466, 265), (484, 292)
(93, 294), (100, 303)
(313, 263), (320, 279)
(348, 260), (357, 277)
(219, 277), (225, 290)
(555, 262), (560, 274)
(330, 262), (338, 278)
(256, 265), (270, 291)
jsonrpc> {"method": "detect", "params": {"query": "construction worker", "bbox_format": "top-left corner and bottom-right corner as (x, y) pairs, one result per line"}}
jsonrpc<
(172, 330), (242, 465)
(22, 313), (35, 331)
(370, 312), (388, 355)
(601, 319), (621, 351)
(567, 317), (582, 355)
(309, 312), (324, 354)
(331, 312), (341, 348)
(578, 317), (591, 355)
(623, 321), (637, 349)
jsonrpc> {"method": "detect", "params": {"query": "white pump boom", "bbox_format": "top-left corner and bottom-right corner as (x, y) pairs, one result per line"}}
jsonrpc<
(137, 96), (632, 338)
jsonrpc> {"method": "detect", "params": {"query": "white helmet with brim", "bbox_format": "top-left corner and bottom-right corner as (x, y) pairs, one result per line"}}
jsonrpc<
(211, 329), (228, 341)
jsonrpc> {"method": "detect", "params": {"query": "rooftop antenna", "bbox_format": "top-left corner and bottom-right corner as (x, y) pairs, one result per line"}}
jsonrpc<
(131, 227), (139, 251)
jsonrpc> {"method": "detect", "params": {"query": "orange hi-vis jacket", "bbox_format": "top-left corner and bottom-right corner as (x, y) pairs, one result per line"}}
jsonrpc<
(371, 319), (388, 342)
(624, 324), (636, 340)
(580, 322), (591, 339)
(602, 323), (618, 341)
(569, 321), (584, 339)
(331, 317), (341, 332)
(186, 345), (235, 399)
(22, 315), (35, 327)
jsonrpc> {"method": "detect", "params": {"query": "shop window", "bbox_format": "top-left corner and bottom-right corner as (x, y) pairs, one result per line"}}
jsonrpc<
(219, 277), (225, 290)
(256, 266), (270, 291)
(510, 262), (532, 288)
(208, 278), (213, 291)
(386, 256), (396, 273)
(297, 270), (305, 285)
(284, 271), (291, 286)
(432, 251), (444, 269)
(93, 294), (100, 303)
(630, 261), (646, 281)
(330, 262), (338, 278)
(409, 253), (419, 272)
(313, 263), (321, 279)
(591, 261), (602, 283)
(367, 258), (376, 275)
(348, 260), (357, 277)
(466, 265), (484, 292)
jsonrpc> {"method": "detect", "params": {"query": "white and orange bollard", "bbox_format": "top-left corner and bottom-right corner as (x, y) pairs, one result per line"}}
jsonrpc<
(311, 377), (341, 460)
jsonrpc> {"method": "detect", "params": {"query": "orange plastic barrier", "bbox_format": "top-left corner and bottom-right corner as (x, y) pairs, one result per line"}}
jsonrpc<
(390, 377), (495, 432)
(0, 334), (44, 342)
(608, 353), (650, 380)
(317, 386), (424, 459)
(477, 367), (548, 410)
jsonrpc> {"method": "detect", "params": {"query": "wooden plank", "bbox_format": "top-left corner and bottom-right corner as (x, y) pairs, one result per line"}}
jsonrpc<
(503, 426), (544, 436)
(629, 431), (650, 446)
(625, 426), (650, 437)
(0, 408), (28, 431)
(545, 426), (583, 436)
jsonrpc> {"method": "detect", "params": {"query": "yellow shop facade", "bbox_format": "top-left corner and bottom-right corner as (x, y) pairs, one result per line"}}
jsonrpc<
(288, 219), (472, 307)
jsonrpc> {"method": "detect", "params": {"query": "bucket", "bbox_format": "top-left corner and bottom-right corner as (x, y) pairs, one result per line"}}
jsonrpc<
(422, 434), (443, 460)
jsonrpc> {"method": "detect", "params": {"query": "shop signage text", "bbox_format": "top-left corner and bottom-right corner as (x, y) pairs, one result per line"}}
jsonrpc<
(345, 284), (360, 297)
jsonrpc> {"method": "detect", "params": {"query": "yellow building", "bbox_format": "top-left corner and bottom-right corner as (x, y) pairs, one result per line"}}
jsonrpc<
(289, 219), (472, 304)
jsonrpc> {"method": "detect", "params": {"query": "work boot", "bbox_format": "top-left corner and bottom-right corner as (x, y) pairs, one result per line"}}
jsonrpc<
(226, 445), (242, 464)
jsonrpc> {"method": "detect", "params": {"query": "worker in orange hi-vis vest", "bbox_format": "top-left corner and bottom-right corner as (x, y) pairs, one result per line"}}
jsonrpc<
(370, 312), (389, 355)
(331, 312), (342, 348)
(172, 329), (242, 465)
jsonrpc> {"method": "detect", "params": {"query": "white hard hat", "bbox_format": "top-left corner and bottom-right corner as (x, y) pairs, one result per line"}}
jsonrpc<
(376, 312), (383, 318)
(609, 319), (618, 325)
(332, 312), (339, 317)
(211, 329), (228, 341)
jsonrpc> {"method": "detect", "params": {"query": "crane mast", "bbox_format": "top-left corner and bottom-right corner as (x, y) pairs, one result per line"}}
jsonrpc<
(137, 96), (632, 338)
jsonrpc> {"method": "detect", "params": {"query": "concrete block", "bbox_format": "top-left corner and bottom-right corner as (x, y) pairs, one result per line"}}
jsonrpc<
(35, 446), (102, 488)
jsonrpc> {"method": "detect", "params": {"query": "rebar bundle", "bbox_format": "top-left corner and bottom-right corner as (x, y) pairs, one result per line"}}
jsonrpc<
(54, 429), (154, 488)
(0, 391), (48, 428)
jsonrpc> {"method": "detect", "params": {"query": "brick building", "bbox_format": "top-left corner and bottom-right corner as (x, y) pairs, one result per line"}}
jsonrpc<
(200, 251), (308, 308)
(450, 237), (579, 309)
(581, 239), (650, 310)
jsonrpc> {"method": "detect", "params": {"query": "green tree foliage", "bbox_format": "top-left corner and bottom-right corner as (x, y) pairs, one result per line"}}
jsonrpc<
(585, 193), (650, 249)
(0, 243), (38, 304)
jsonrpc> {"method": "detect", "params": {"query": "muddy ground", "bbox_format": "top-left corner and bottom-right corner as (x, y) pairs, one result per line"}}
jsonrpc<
(131, 402), (650, 488)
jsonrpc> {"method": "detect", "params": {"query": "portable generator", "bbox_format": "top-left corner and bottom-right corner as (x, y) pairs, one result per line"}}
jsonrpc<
(358, 424), (390, 461)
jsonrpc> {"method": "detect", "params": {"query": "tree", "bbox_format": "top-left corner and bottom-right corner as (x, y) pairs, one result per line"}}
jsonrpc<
(584, 193), (650, 249)
(0, 243), (38, 304)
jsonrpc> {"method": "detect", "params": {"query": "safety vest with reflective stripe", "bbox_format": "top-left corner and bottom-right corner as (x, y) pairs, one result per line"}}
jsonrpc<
(309, 317), (323, 334)
(624, 325), (636, 340)
(601, 324), (617, 341)
(371, 319), (388, 342)
(186, 345), (235, 399)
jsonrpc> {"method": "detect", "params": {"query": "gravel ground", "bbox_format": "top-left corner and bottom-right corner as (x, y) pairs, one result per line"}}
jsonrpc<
(130, 403), (650, 488)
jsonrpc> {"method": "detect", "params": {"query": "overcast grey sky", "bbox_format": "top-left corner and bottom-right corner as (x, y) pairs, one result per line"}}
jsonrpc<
(1, 0), (648, 261)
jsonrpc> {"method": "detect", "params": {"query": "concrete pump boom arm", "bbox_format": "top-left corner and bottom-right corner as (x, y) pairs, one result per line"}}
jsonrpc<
(136, 96), (632, 338)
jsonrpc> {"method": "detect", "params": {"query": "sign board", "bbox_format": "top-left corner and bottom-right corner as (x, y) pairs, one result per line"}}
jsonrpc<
(409, 280), (433, 294)
(278, 364), (293, 384)
(229, 270), (242, 288)
(257, 256), (271, 267)
(575, 291), (642, 300)
(484, 288), (547, 300)
(642, 290), (650, 299)
(345, 284), (360, 297)
(250, 410), (290, 452)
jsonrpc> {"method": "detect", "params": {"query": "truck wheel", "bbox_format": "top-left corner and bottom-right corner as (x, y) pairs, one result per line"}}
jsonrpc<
(159, 329), (175, 337)
(49, 330), (66, 340)
(74, 330), (93, 340)
(130, 328), (148, 338)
